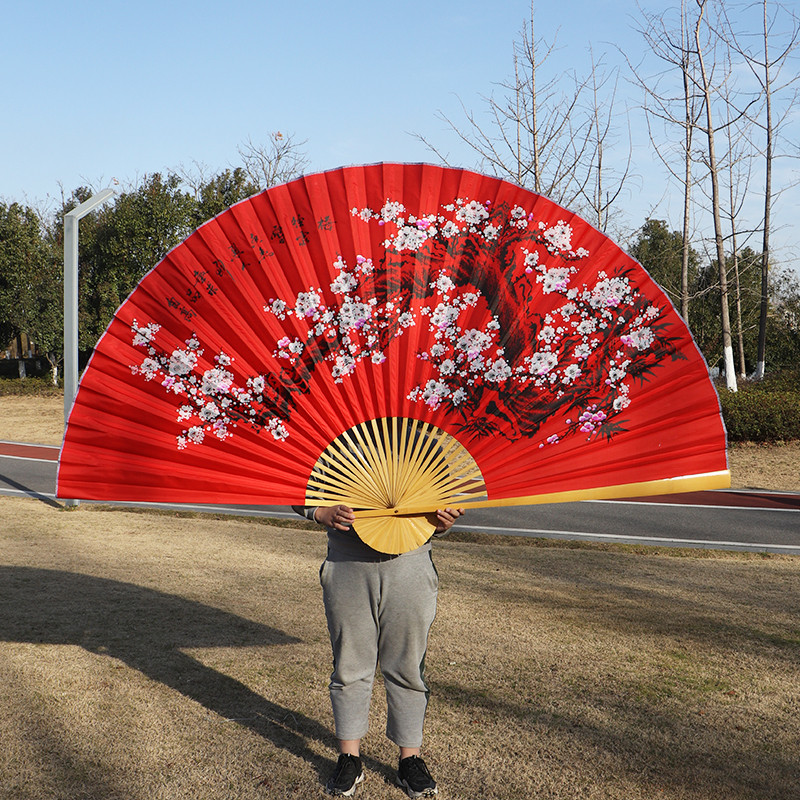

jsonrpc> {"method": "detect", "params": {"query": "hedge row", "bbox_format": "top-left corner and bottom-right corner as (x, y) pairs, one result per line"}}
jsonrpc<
(717, 372), (800, 442)
(0, 376), (62, 397)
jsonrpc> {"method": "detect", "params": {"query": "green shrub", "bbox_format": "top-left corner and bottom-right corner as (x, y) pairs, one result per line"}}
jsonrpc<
(0, 376), (62, 397)
(718, 373), (800, 442)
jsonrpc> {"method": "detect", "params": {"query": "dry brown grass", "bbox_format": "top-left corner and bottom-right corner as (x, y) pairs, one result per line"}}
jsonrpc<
(0, 395), (66, 446)
(1, 496), (798, 800)
(2, 394), (798, 492)
(727, 441), (800, 492)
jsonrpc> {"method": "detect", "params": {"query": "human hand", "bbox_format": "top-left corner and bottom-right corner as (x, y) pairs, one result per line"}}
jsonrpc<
(434, 507), (464, 534)
(315, 504), (356, 531)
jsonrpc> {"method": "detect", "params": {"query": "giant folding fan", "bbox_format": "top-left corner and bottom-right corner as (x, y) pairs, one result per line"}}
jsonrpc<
(57, 163), (729, 553)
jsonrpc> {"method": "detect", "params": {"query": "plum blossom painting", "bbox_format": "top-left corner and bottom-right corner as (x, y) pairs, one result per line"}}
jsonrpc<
(58, 163), (728, 551)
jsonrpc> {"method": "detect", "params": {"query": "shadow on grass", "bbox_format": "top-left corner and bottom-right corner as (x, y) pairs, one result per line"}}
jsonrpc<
(0, 471), (62, 509)
(433, 547), (800, 798)
(456, 545), (800, 665)
(0, 566), (339, 790)
(429, 675), (798, 799)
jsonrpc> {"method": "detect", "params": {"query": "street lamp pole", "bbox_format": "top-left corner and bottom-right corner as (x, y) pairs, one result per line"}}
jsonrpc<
(63, 188), (114, 505)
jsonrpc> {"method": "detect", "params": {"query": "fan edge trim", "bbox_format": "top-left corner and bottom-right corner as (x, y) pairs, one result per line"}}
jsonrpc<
(353, 470), (732, 517)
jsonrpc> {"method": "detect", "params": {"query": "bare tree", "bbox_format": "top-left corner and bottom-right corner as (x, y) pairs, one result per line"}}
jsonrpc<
(580, 48), (633, 232)
(720, 0), (800, 379)
(721, 95), (758, 378)
(416, 2), (630, 220)
(629, 0), (705, 320)
(693, 0), (738, 391)
(237, 131), (309, 190)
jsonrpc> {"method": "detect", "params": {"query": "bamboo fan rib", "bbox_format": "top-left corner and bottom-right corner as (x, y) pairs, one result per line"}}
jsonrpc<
(306, 417), (487, 553)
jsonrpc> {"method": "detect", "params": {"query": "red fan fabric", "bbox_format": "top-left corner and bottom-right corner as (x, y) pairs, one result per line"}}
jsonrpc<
(57, 163), (728, 506)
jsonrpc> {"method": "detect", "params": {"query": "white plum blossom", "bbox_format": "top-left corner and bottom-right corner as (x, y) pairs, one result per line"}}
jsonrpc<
(541, 221), (573, 252)
(354, 255), (374, 275)
(539, 267), (571, 294)
(590, 276), (630, 309)
(623, 327), (655, 351)
(538, 325), (557, 343)
(441, 221), (459, 238)
(380, 200), (406, 222)
(332, 353), (356, 380)
(352, 206), (373, 222)
(573, 343), (592, 360)
(132, 321), (160, 347)
(434, 275), (456, 294)
(211, 419), (231, 440)
(456, 329), (492, 357)
(266, 298), (287, 318)
(430, 303), (461, 330)
(522, 248), (540, 274)
(201, 367), (233, 395)
(137, 357), (160, 380)
(168, 349), (197, 376)
(456, 200), (489, 226)
(557, 302), (577, 320)
(510, 206), (529, 229)
(613, 395), (631, 411)
(199, 402), (220, 422)
(523, 249), (539, 267)
(187, 426), (205, 444)
(295, 289), (322, 318)
(331, 270), (358, 294)
(485, 358), (512, 382)
(393, 225), (429, 251)
(412, 379), (452, 409)
(338, 298), (372, 331)
(527, 352), (558, 375)
(267, 419), (289, 440)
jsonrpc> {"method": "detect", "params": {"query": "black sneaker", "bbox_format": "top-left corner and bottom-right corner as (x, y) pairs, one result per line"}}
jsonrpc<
(326, 753), (364, 797)
(396, 755), (438, 798)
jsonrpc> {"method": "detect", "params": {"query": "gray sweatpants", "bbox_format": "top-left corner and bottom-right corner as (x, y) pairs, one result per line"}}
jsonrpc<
(319, 546), (439, 748)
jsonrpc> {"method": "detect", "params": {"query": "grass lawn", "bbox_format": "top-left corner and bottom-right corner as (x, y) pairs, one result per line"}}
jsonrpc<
(1, 497), (798, 800)
(1, 392), (798, 798)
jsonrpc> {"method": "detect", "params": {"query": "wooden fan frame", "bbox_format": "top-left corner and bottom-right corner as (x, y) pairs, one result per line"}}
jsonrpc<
(305, 416), (487, 553)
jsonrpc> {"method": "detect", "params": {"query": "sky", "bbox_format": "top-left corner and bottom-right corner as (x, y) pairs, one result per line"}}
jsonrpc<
(2, 0), (798, 276)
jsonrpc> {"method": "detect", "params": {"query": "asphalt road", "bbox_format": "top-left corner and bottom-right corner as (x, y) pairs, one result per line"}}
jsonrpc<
(1, 441), (798, 555)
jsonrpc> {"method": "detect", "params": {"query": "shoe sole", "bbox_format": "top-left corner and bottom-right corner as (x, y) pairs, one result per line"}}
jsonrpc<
(396, 777), (438, 798)
(326, 772), (364, 797)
